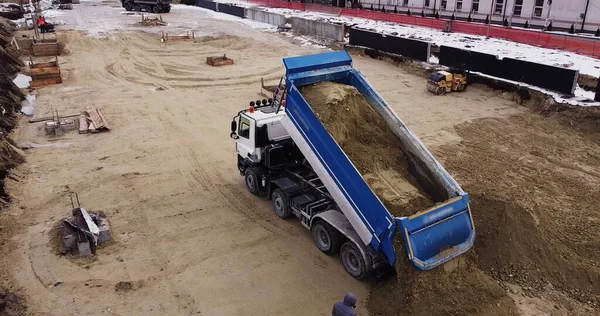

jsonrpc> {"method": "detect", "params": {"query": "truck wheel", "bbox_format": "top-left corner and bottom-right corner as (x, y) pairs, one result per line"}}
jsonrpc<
(146, 5), (152, 12)
(340, 241), (367, 279)
(133, 4), (141, 12)
(164, 6), (171, 13)
(244, 167), (261, 196)
(124, 3), (133, 11)
(457, 83), (467, 92)
(312, 221), (341, 255)
(271, 189), (291, 219)
(152, 5), (160, 13)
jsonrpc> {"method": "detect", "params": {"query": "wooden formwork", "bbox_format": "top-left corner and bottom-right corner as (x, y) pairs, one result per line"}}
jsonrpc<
(206, 55), (234, 67)
(28, 56), (62, 88)
(160, 31), (195, 42)
(32, 38), (59, 57)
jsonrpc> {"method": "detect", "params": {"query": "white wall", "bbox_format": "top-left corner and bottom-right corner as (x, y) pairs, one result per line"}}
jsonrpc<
(357, 0), (600, 31)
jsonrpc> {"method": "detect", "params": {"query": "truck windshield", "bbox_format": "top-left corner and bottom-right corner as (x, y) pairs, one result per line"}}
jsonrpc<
(239, 116), (250, 139)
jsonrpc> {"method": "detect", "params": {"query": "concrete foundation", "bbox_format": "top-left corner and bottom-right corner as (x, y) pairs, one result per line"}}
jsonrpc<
(291, 17), (344, 42)
(247, 8), (287, 27)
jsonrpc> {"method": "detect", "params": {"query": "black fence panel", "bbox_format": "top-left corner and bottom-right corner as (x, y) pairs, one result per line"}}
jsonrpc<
(439, 45), (577, 95)
(218, 4), (246, 18)
(349, 28), (430, 62)
(196, 0), (217, 11)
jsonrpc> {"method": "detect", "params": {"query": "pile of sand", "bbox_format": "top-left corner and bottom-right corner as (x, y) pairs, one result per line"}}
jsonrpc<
(300, 82), (434, 216)
(301, 81), (519, 316)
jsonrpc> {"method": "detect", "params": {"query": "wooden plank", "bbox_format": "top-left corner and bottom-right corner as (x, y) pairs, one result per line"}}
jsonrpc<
(95, 109), (110, 130)
(86, 108), (104, 130)
(88, 121), (97, 133)
(78, 114), (89, 134)
(30, 77), (62, 88)
(31, 61), (58, 68)
(29, 66), (60, 76)
(29, 113), (80, 123)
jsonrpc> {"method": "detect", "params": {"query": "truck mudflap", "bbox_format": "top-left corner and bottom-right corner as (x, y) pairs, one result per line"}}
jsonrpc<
(397, 194), (475, 270)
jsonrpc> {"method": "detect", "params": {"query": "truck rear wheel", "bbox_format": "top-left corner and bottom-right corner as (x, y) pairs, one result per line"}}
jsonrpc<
(312, 221), (341, 255)
(133, 4), (141, 12)
(152, 5), (160, 13)
(163, 6), (171, 13)
(146, 5), (152, 12)
(244, 167), (261, 196)
(271, 189), (291, 219)
(124, 3), (133, 11)
(340, 241), (367, 279)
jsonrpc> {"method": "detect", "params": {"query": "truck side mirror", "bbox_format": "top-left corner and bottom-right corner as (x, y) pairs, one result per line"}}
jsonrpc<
(231, 120), (237, 132)
(230, 132), (239, 140)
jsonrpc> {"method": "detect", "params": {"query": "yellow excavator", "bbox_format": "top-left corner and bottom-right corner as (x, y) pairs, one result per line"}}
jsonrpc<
(426, 69), (467, 95)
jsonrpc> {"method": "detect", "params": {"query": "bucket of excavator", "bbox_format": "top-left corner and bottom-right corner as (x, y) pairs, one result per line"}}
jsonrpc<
(397, 194), (475, 270)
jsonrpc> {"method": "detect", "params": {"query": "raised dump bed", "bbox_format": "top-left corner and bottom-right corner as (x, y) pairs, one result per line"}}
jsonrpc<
(282, 51), (474, 269)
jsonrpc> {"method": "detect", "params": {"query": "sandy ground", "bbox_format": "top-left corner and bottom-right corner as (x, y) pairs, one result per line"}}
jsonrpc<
(1, 1), (598, 316)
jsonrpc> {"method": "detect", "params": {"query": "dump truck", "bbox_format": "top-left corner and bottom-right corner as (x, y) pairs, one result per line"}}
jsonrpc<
(121, 0), (172, 13)
(230, 51), (475, 279)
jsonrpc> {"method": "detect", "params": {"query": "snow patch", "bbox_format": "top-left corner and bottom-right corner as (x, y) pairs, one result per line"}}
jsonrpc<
(13, 74), (32, 89)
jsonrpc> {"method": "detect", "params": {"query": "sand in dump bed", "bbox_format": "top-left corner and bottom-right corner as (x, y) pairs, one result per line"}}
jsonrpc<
(300, 81), (434, 216)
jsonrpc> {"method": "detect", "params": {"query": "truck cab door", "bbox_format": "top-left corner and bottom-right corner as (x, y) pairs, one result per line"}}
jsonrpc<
(236, 114), (255, 159)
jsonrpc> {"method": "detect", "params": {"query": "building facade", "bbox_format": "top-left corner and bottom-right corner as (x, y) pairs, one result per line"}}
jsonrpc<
(356, 0), (600, 31)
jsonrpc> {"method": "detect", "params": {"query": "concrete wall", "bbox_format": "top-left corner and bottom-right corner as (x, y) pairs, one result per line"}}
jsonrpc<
(291, 17), (344, 42)
(247, 8), (287, 27)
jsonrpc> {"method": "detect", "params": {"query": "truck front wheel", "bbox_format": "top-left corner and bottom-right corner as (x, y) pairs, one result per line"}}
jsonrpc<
(244, 167), (261, 195)
(312, 221), (341, 255)
(271, 189), (291, 219)
(124, 3), (133, 11)
(340, 241), (367, 279)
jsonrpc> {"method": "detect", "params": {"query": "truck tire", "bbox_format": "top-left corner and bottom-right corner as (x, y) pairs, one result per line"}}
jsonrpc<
(457, 83), (467, 92)
(163, 5), (171, 13)
(312, 221), (341, 255)
(146, 5), (152, 12)
(244, 167), (261, 196)
(124, 3), (133, 11)
(271, 189), (291, 219)
(152, 5), (160, 13)
(340, 241), (367, 279)
(133, 4), (141, 11)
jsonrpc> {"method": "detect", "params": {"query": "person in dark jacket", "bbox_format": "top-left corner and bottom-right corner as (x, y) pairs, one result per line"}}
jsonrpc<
(332, 292), (357, 316)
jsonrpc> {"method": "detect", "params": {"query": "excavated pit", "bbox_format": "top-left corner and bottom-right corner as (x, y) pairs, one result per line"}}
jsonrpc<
(300, 81), (435, 216)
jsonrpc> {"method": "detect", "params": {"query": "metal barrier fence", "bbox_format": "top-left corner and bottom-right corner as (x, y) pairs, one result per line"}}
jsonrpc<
(245, 0), (600, 59)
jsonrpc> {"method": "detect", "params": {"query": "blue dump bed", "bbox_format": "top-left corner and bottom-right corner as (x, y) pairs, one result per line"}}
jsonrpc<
(280, 51), (475, 269)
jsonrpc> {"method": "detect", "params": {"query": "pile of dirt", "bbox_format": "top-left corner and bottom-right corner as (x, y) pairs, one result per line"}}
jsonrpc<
(438, 115), (600, 308)
(301, 81), (518, 315)
(300, 82), (434, 216)
(0, 288), (26, 316)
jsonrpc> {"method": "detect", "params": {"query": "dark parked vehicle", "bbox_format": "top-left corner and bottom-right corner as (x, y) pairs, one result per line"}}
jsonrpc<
(121, 0), (172, 13)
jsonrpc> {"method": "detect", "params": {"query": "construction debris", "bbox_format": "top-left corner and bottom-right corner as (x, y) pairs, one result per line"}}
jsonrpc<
(28, 56), (62, 88)
(160, 31), (195, 42)
(44, 110), (75, 137)
(206, 54), (234, 67)
(140, 14), (167, 27)
(60, 193), (111, 257)
(80, 107), (110, 133)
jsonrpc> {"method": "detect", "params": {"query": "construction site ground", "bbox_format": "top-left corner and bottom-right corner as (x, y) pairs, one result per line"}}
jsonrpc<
(0, 2), (599, 315)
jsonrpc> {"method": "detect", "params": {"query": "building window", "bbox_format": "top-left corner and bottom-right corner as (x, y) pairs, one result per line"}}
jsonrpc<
(471, 0), (479, 13)
(534, 0), (544, 17)
(425, 0), (430, 7)
(456, 0), (463, 11)
(494, 0), (504, 14)
(441, 0), (447, 10)
(513, 0), (523, 16)
(403, 0), (408, 6)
